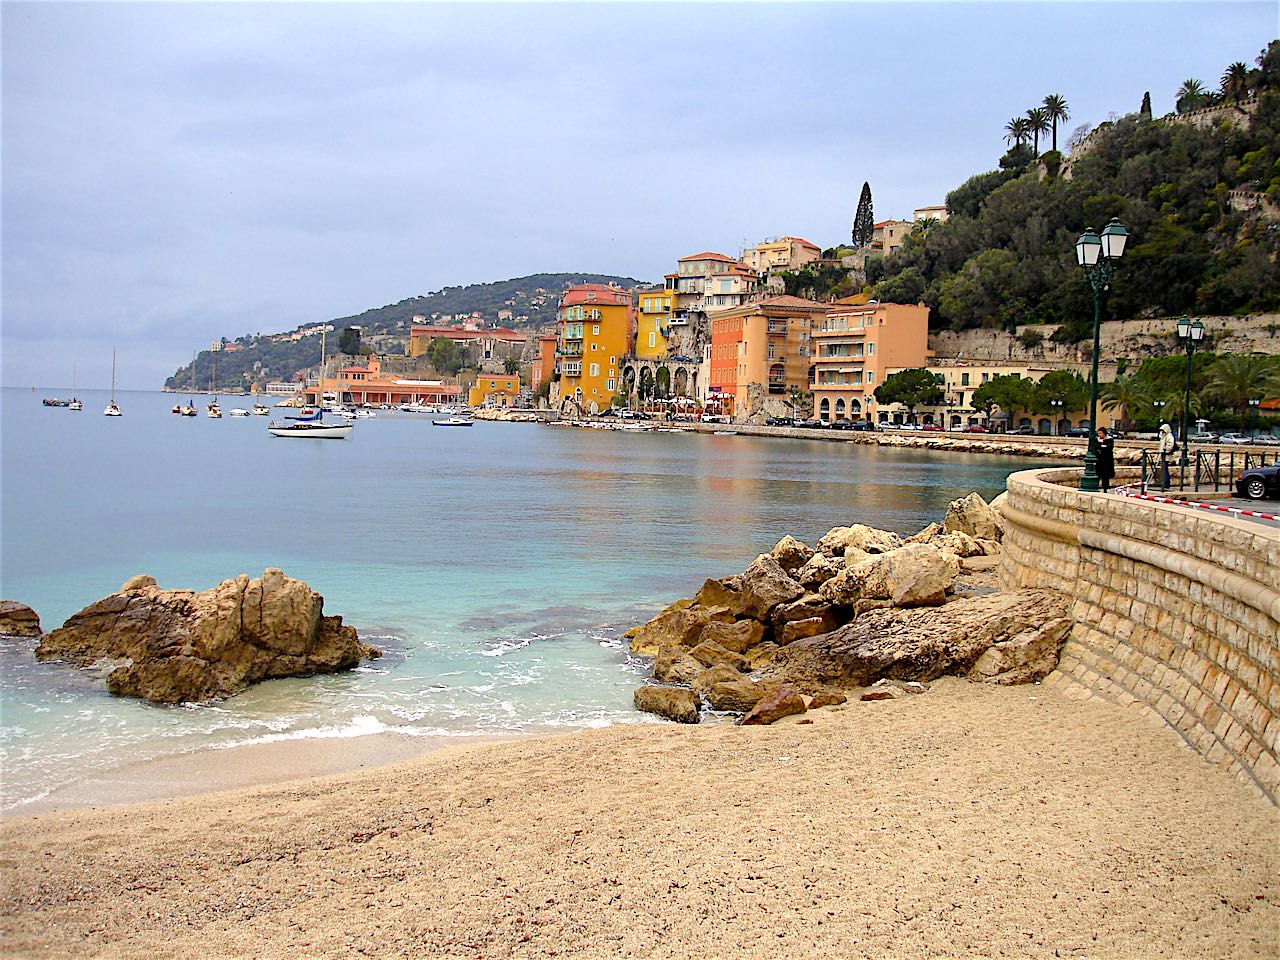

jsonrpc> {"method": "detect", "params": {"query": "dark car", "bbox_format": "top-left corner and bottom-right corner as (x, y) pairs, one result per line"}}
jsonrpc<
(765, 416), (795, 427)
(797, 418), (829, 429)
(597, 408), (617, 418)
(1064, 427), (1091, 438)
(850, 419), (878, 432)
(1236, 464), (1280, 500)
(830, 418), (855, 430)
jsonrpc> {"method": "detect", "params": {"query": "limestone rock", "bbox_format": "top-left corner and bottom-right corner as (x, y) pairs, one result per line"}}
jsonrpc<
(689, 640), (748, 672)
(816, 524), (902, 558)
(942, 492), (1001, 542)
(764, 589), (1070, 690)
(820, 543), (960, 609)
(739, 683), (808, 725)
(0, 601), (41, 638)
(634, 685), (700, 724)
(653, 647), (706, 684)
(695, 579), (747, 616)
(692, 664), (742, 700)
(770, 535), (814, 573)
(704, 677), (775, 712)
(771, 593), (838, 627)
(698, 619), (766, 654)
(737, 554), (804, 620)
(745, 642), (780, 671)
(779, 617), (831, 646)
(931, 531), (984, 558)
(989, 492), (1008, 541)
(807, 690), (848, 709)
(36, 569), (379, 704)
(794, 553), (844, 589)
(905, 523), (940, 544)
(630, 606), (714, 657)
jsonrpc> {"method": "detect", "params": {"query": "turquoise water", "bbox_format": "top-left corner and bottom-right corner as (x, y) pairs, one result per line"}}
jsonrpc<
(1, 387), (1038, 808)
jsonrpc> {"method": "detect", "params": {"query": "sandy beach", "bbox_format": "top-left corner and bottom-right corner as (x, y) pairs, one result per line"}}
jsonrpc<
(2, 678), (1277, 960)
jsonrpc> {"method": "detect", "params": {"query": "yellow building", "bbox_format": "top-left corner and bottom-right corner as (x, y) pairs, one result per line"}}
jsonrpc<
(556, 284), (633, 414)
(468, 373), (520, 407)
(635, 288), (673, 360)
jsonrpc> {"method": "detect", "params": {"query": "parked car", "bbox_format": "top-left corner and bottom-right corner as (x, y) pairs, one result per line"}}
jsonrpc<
(1235, 464), (1280, 500)
(1007, 425), (1036, 435)
(621, 410), (651, 420)
(920, 423), (943, 432)
(1252, 435), (1280, 446)
(765, 416), (795, 427)
(1218, 433), (1252, 445)
(849, 420), (878, 432)
(797, 418), (829, 429)
(597, 408), (617, 418)
(830, 418), (855, 430)
(1064, 427), (1091, 438)
(700, 413), (729, 423)
(964, 425), (990, 433)
(1189, 432), (1218, 444)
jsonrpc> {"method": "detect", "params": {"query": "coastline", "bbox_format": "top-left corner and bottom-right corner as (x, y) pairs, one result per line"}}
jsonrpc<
(3, 679), (1275, 959)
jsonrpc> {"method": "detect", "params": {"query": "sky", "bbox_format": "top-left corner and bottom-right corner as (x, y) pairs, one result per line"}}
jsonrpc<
(2, 2), (1276, 390)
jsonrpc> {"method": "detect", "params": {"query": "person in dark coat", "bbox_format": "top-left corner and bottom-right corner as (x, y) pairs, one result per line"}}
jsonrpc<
(1095, 427), (1116, 491)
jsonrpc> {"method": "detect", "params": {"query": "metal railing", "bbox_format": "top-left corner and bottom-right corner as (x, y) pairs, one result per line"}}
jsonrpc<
(1136, 448), (1277, 494)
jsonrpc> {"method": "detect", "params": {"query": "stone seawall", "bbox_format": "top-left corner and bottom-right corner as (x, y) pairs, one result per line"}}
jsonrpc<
(1000, 467), (1280, 803)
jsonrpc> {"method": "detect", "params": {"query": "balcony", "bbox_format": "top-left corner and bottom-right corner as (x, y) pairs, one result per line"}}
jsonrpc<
(557, 345), (583, 358)
(767, 321), (787, 335)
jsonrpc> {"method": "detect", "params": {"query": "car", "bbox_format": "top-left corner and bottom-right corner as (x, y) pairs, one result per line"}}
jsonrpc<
(1218, 433), (1251, 445)
(1252, 435), (1280, 446)
(1235, 464), (1280, 500)
(597, 408), (618, 418)
(765, 416), (795, 427)
(1189, 432), (1218, 444)
(920, 423), (943, 432)
(620, 410), (651, 420)
(965, 425), (990, 434)
(850, 420), (878, 432)
(897, 423), (922, 431)
(1006, 425), (1036, 435)
(700, 413), (729, 423)
(1064, 427), (1092, 438)
(830, 418), (855, 430)
(797, 418), (829, 429)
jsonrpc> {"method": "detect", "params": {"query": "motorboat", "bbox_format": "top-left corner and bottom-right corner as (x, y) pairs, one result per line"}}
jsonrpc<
(68, 398), (83, 412)
(43, 397), (68, 407)
(285, 406), (321, 419)
(432, 416), (474, 427)
(206, 401), (222, 419)
(68, 367), (82, 411)
(180, 404), (197, 417)
(252, 403), (270, 416)
(229, 408), (251, 417)
(171, 403), (183, 414)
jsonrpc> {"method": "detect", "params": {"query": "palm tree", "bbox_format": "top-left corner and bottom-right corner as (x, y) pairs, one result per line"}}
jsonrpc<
(1221, 62), (1251, 103)
(1204, 354), (1280, 430)
(1004, 116), (1031, 147)
(1042, 95), (1069, 152)
(1025, 107), (1050, 156)
(1099, 374), (1152, 431)
(1176, 78), (1207, 113)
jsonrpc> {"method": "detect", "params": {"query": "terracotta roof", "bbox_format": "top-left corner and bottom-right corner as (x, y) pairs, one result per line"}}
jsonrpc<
(677, 251), (738, 263)
(781, 236), (820, 250)
(560, 285), (630, 307)
(411, 325), (525, 342)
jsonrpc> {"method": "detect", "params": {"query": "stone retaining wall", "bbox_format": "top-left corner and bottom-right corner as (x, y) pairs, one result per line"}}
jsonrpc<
(1000, 467), (1280, 804)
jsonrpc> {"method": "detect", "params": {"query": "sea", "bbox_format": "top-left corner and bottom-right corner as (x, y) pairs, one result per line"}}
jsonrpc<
(0, 387), (1040, 809)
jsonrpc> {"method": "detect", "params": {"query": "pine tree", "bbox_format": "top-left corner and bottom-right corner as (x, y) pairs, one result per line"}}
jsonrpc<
(1139, 91), (1152, 120)
(851, 182), (874, 248)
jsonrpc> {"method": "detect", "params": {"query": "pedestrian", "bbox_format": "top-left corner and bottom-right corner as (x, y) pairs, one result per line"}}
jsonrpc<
(1095, 427), (1115, 492)
(1157, 421), (1174, 490)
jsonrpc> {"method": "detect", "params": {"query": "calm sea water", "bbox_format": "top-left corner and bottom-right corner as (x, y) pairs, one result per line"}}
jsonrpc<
(0, 387), (1039, 808)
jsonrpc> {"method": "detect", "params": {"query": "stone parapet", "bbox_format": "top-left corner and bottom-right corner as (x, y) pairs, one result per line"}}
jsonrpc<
(1000, 467), (1280, 803)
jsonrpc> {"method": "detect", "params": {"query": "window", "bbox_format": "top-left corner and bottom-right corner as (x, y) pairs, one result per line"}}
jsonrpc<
(592, 325), (600, 335)
(865, 371), (875, 383)
(868, 343), (876, 355)
(592, 343), (598, 351)
(961, 373), (970, 386)
(610, 356), (616, 365)
(589, 363), (599, 377)
(982, 373), (990, 383)
(606, 378), (616, 390)
(648, 333), (656, 348)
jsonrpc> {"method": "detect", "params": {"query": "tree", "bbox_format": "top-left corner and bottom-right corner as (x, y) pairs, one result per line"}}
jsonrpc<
(1025, 107), (1050, 156)
(1031, 370), (1089, 418)
(1042, 94), (1070, 152)
(972, 374), (1035, 422)
(852, 182), (874, 248)
(1176, 78), (1208, 113)
(1221, 61), (1251, 104)
(338, 326), (362, 355)
(1204, 354), (1280, 430)
(874, 368), (944, 419)
(1099, 373), (1152, 430)
(503, 356), (520, 375)
(427, 336), (462, 375)
(1004, 116), (1031, 147)
(1139, 91), (1152, 121)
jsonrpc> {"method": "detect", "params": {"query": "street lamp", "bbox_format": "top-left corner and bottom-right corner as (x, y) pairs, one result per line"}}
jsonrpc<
(1075, 217), (1129, 490)
(1176, 317), (1205, 468)
(1050, 398), (1063, 435)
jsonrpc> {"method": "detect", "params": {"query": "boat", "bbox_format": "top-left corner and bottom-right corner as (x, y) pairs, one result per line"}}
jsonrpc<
(252, 403), (270, 416)
(267, 331), (352, 440)
(43, 397), (68, 407)
(712, 430), (738, 436)
(285, 405), (320, 419)
(432, 417), (474, 427)
(206, 360), (221, 417)
(206, 401), (222, 418)
(69, 367), (82, 411)
(229, 408), (251, 417)
(171, 403), (182, 414)
(104, 349), (122, 416)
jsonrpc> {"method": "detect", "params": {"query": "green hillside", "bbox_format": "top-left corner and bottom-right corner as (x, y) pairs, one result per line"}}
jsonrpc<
(165, 272), (645, 392)
(866, 40), (1280, 338)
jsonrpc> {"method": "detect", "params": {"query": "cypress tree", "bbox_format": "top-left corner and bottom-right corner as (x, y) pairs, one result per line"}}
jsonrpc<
(1139, 91), (1152, 120)
(851, 182), (874, 248)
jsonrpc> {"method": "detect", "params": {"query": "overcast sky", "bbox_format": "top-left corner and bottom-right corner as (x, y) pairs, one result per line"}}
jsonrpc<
(2, 2), (1275, 389)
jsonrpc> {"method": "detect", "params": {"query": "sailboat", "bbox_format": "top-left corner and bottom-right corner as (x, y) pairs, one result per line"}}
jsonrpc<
(206, 359), (222, 418)
(68, 366), (82, 411)
(180, 354), (198, 415)
(103, 350), (122, 416)
(268, 330), (352, 439)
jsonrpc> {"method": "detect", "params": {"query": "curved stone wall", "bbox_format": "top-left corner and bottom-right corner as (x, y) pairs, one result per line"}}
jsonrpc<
(1000, 467), (1280, 804)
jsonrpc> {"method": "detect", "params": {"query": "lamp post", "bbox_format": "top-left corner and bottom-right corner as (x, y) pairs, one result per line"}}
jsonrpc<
(1050, 398), (1063, 435)
(1075, 218), (1129, 491)
(1176, 317), (1205, 468)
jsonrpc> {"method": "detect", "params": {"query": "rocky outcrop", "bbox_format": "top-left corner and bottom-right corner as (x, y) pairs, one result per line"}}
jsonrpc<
(737, 555), (804, 620)
(820, 544), (960, 608)
(634, 685), (700, 724)
(0, 601), (41, 638)
(763, 590), (1070, 690)
(770, 535), (813, 573)
(36, 570), (380, 704)
(942, 493), (1002, 542)
(740, 683), (807, 725)
(816, 524), (902, 558)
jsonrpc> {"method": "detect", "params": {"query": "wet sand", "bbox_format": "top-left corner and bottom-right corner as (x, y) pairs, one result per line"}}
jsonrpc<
(2, 679), (1277, 959)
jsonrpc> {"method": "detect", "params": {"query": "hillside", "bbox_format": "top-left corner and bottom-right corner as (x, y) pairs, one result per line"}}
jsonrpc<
(865, 40), (1280, 339)
(164, 272), (645, 392)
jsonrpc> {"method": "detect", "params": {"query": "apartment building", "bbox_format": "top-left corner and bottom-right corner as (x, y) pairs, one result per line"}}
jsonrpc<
(635, 288), (674, 360)
(871, 219), (914, 255)
(554, 284), (632, 414)
(741, 236), (822, 274)
(810, 302), (930, 422)
(707, 296), (828, 418)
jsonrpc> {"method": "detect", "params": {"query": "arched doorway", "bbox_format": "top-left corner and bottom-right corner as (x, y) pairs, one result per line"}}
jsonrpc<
(1038, 418), (1051, 435)
(656, 367), (671, 399)
(638, 368), (654, 401)
(834, 398), (846, 418)
(673, 367), (689, 397)
(819, 398), (831, 421)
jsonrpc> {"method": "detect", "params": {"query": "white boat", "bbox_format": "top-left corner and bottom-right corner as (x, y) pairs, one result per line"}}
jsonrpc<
(69, 366), (82, 410)
(399, 402), (432, 413)
(267, 420), (353, 439)
(252, 403), (270, 416)
(712, 430), (738, 436)
(104, 349), (122, 416)
(180, 404), (197, 417)
(206, 401), (222, 419)
(229, 408), (251, 417)
(432, 417), (474, 427)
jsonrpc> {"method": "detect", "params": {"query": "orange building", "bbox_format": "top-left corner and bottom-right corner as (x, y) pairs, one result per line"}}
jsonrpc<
(810, 302), (930, 422)
(409, 324), (526, 360)
(555, 284), (633, 414)
(304, 356), (462, 405)
(707, 296), (829, 417)
(468, 374), (520, 407)
(532, 335), (558, 393)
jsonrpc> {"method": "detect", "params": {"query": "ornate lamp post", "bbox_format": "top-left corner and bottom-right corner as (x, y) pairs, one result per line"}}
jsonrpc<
(1176, 317), (1205, 468)
(1075, 218), (1129, 491)
(1050, 398), (1063, 435)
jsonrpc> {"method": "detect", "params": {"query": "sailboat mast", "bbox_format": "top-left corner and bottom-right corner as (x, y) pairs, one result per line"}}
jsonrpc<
(319, 329), (326, 408)
(111, 349), (117, 404)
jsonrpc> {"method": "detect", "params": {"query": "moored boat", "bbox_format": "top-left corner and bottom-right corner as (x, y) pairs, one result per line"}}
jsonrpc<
(229, 408), (251, 417)
(252, 403), (270, 416)
(267, 420), (353, 439)
(104, 349), (122, 416)
(432, 416), (474, 427)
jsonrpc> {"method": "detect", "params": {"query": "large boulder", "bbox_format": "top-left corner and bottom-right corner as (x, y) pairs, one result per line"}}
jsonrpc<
(989, 492), (1009, 541)
(703, 677), (776, 712)
(942, 493), (1001, 542)
(630, 606), (719, 657)
(36, 570), (379, 704)
(737, 554), (804, 620)
(770, 535), (814, 573)
(763, 590), (1070, 690)
(698, 619), (767, 654)
(739, 683), (808, 725)
(816, 524), (902, 558)
(771, 593), (839, 630)
(689, 641), (748, 672)
(779, 617), (831, 646)
(634, 685), (700, 724)
(694, 579), (749, 618)
(0, 601), (41, 638)
(794, 553), (844, 589)
(692, 664), (742, 700)
(653, 646), (706, 684)
(820, 543), (960, 608)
